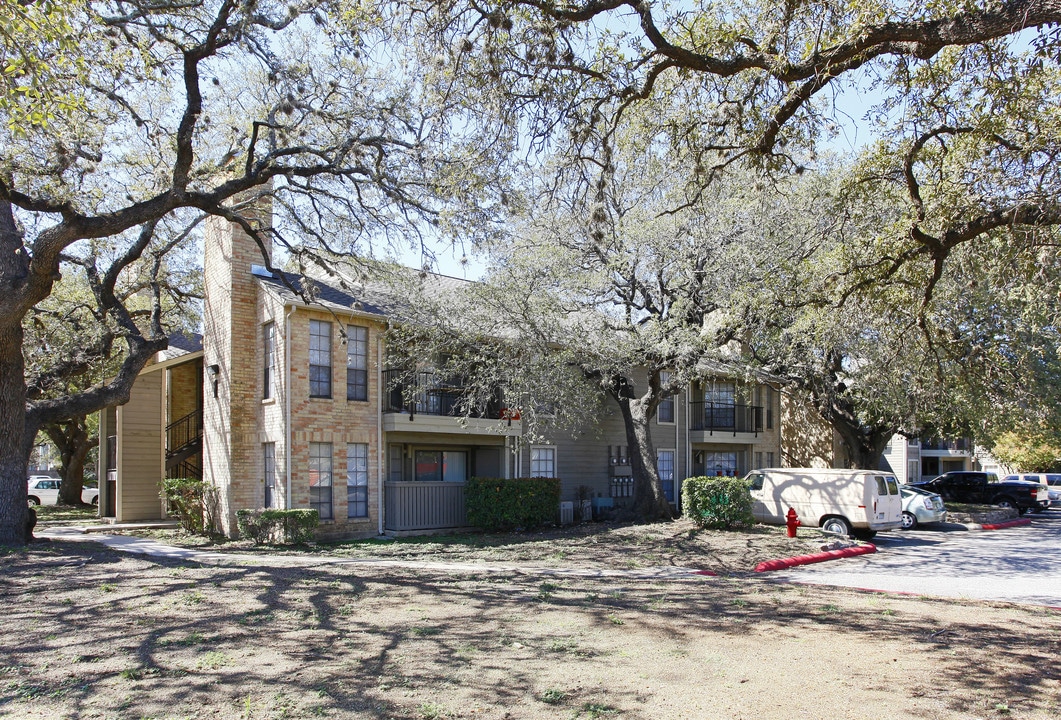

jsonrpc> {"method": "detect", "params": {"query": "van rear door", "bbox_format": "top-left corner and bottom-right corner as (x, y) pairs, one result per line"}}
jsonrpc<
(872, 475), (903, 528)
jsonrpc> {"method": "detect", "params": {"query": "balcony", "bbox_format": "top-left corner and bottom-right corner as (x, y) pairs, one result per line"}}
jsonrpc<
(920, 438), (971, 454)
(689, 402), (763, 443)
(382, 370), (520, 436)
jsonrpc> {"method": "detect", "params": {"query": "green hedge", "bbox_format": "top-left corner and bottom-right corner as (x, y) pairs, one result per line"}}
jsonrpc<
(682, 476), (754, 529)
(236, 509), (319, 545)
(466, 476), (562, 532)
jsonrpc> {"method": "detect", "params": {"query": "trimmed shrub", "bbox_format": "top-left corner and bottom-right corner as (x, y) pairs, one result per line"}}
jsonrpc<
(161, 477), (219, 534)
(236, 508), (319, 545)
(466, 476), (562, 532)
(682, 476), (754, 529)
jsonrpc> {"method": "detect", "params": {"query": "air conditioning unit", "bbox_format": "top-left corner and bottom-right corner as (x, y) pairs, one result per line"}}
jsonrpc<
(559, 501), (574, 525)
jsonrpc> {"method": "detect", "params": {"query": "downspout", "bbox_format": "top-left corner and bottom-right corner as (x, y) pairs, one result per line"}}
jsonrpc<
(377, 331), (384, 536)
(285, 304), (295, 509)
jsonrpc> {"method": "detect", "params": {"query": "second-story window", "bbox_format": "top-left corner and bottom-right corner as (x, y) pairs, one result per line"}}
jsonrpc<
(346, 325), (368, 401)
(657, 371), (675, 424)
(262, 322), (276, 400)
(309, 320), (332, 398)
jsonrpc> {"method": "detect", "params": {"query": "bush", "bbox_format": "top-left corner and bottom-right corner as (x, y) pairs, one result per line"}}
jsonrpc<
(466, 477), (562, 532)
(161, 477), (219, 534)
(236, 509), (319, 545)
(682, 476), (754, 529)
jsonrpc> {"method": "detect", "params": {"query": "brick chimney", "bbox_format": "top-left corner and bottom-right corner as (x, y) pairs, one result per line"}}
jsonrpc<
(202, 188), (273, 535)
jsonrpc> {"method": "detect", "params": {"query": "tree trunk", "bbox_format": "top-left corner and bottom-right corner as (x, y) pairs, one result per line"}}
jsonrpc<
(612, 382), (673, 521)
(0, 197), (30, 544)
(47, 418), (96, 505)
(832, 416), (895, 470)
(0, 318), (29, 544)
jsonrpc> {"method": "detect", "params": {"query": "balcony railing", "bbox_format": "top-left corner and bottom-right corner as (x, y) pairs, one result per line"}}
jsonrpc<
(383, 370), (503, 420)
(921, 438), (969, 452)
(689, 402), (763, 434)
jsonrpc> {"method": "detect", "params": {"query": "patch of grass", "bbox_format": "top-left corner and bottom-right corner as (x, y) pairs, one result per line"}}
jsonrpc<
(118, 668), (142, 681)
(196, 651), (229, 670)
(577, 702), (618, 718)
(99, 582), (116, 593)
(537, 581), (561, 600)
(33, 505), (100, 523)
(183, 590), (205, 605)
(160, 632), (205, 647)
(410, 625), (442, 637)
(238, 609), (274, 625)
(540, 688), (568, 705)
(607, 614), (624, 625)
(419, 701), (448, 719)
(821, 604), (842, 613)
(548, 639), (575, 653)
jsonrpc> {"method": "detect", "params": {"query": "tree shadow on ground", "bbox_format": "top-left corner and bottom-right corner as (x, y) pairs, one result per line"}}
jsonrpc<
(1, 540), (1057, 719)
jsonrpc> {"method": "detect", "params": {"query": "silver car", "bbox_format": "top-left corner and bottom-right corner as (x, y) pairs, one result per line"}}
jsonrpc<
(899, 484), (947, 530)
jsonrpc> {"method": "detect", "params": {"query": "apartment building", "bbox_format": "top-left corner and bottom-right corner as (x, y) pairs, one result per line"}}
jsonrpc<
(97, 210), (782, 538)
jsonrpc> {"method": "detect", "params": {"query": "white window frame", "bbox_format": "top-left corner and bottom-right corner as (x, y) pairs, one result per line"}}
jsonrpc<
(347, 443), (369, 518)
(262, 322), (276, 400)
(529, 445), (557, 478)
(309, 442), (333, 520)
(309, 320), (332, 399)
(346, 325), (368, 402)
(263, 442), (276, 508)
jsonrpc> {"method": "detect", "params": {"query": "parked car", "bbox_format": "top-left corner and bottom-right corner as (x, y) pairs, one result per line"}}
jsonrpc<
(745, 468), (903, 539)
(26, 477), (61, 506)
(898, 484), (947, 530)
(26, 477), (99, 506)
(913, 471), (1048, 515)
(1001, 474), (1060, 509)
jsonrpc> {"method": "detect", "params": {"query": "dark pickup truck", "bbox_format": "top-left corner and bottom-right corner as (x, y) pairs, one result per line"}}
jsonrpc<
(913, 471), (1049, 514)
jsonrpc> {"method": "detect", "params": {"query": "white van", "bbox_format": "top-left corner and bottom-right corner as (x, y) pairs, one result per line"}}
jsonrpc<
(745, 468), (903, 539)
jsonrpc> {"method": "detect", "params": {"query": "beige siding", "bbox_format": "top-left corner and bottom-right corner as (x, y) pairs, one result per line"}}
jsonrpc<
(116, 372), (164, 521)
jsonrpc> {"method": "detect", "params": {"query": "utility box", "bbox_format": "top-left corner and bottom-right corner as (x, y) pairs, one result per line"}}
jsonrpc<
(559, 501), (574, 525)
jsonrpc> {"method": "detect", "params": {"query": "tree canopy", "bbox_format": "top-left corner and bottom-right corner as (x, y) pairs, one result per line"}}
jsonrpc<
(0, 0), (506, 543)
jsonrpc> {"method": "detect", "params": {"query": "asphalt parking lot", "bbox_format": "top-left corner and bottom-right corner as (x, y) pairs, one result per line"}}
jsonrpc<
(772, 509), (1061, 606)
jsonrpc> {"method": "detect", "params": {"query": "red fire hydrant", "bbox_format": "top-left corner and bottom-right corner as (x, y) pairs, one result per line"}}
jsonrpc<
(786, 507), (801, 538)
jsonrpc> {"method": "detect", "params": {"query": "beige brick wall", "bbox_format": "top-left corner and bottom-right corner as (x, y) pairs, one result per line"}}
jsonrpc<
(167, 361), (201, 424)
(202, 196), (272, 535)
(283, 310), (383, 538)
(202, 195), (383, 538)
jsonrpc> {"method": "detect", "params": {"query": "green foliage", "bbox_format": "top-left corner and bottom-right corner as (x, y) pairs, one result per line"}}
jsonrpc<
(682, 476), (754, 529)
(989, 429), (1061, 472)
(465, 477), (561, 532)
(235, 509), (319, 545)
(161, 477), (217, 535)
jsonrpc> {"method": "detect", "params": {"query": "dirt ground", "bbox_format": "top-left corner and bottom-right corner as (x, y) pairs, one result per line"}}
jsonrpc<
(3, 521), (1060, 720)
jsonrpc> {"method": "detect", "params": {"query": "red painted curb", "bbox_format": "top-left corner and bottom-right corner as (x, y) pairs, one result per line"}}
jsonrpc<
(754, 543), (877, 573)
(980, 518), (1032, 531)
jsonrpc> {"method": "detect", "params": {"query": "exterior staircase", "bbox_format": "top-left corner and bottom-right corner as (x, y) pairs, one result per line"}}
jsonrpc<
(166, 409), (203, 479)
